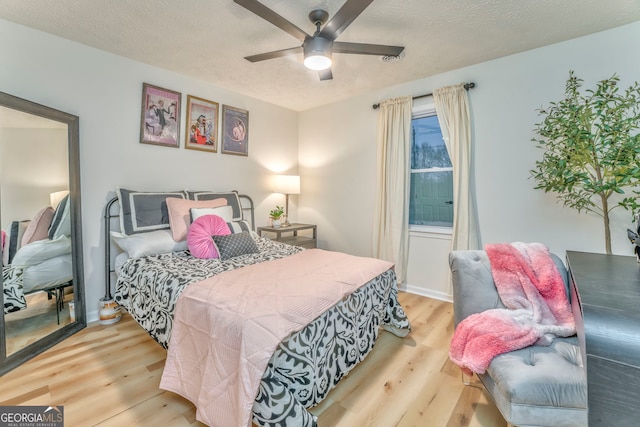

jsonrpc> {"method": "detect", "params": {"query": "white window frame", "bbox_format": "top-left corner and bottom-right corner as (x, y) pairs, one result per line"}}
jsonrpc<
(409, 102), (453, 236)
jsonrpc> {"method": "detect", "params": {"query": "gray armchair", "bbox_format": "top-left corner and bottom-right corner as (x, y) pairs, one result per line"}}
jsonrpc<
(449, 250), (587, 427)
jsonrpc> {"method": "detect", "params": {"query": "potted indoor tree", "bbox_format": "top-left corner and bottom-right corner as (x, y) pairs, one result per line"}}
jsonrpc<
(531, 71), (640, 254)
(269, 205), (285, 228)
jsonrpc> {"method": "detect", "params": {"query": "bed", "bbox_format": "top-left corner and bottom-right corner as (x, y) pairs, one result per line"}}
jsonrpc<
(2, 253), (72, 316)
(106, 189), (411, 427)
(3, 195), (73, 316)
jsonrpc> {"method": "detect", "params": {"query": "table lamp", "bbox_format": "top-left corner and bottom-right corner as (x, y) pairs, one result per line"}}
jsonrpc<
(272, 175), (300, 227)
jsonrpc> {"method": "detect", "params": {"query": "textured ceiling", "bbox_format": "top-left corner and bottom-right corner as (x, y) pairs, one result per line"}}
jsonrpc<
(2, 0), (640, 111)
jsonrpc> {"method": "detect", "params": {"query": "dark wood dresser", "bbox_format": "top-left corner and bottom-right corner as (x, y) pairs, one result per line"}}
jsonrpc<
(566, 251), (640, 427)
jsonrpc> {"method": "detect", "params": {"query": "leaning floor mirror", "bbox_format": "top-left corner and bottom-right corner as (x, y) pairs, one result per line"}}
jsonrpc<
(0, 92), (85, 375)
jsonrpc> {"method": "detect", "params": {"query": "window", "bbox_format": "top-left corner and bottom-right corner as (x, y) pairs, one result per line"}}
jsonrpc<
(409, 109), (453, 228)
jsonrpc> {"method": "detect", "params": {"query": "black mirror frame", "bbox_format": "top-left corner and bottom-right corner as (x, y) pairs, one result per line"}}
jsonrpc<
(0, 92), (85, 375)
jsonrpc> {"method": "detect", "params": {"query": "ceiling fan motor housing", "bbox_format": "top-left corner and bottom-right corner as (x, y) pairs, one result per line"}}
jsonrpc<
(303, 36), (333, 70)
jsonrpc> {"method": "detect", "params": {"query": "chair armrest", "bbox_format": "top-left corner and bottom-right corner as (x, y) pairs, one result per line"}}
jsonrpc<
(449, 250), (502, 326)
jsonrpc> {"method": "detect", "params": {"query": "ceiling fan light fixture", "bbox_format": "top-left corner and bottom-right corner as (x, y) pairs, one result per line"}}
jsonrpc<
(304, 54), (332, 71)
(303, 36), (333, 71)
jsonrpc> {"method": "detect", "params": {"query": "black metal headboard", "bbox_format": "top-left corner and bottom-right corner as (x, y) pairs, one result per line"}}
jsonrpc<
(103, 193), (255, 300)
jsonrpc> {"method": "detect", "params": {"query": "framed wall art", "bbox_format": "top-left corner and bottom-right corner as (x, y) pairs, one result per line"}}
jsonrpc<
(185, 95), (219, 152)
(140, 83), (181, 148)
(221, 105), (249, 156)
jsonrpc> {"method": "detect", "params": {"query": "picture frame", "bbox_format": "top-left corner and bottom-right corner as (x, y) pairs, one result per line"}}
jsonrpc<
(140, 83), (181, 148)
(221, 105), (249, 156)
(185, 95), (219, 153)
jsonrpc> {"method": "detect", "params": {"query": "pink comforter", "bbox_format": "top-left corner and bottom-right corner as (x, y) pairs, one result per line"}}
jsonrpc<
(160, 249), (394, 427)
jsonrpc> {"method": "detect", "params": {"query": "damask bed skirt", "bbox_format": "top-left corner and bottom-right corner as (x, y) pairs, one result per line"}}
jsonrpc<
(3, 265), (26, 314)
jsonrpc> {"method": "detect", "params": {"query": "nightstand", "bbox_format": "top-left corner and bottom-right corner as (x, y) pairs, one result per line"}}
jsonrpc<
(257, 223), (317, 249)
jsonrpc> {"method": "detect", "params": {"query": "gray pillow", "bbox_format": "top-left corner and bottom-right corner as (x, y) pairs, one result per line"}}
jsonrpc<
(48, 194), (71, 240)
(212, 231), (258, 261)
(117, 188), (186, 235)
(226, 220), (252, 234)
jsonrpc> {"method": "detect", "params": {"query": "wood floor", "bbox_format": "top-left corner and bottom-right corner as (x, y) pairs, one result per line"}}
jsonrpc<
(5, 290), (73, 354)
(0, 292), (506, 427)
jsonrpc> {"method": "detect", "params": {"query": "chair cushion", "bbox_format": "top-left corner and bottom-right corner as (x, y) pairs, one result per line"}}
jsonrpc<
(481, 337), (587, 426)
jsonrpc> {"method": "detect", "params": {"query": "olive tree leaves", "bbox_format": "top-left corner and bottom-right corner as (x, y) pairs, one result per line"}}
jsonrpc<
(531, 71), (640, 253)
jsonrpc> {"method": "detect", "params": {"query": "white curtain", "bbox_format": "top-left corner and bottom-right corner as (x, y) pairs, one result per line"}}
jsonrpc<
(372, 96), (412, 283)
(433, 84), (479, 250)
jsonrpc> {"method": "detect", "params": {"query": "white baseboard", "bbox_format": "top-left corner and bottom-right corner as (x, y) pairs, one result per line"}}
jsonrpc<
(400, 283), (453, 303)
(87, 309), (99, 324)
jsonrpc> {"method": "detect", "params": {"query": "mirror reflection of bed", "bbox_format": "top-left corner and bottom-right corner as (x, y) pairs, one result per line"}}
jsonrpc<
(0, 105), (73, 357)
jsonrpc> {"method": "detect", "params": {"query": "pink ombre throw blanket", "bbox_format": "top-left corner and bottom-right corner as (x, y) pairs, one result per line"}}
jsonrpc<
(449, 242), (575, 374)
(160, 249), (394, 427)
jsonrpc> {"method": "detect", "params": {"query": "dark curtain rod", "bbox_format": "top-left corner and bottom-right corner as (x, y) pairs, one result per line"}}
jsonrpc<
(372, 82), (476, 110)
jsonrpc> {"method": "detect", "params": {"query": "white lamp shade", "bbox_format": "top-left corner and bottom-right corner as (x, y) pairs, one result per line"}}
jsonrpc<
(50, 190), (69, 209)
(273, 175), (300, 195)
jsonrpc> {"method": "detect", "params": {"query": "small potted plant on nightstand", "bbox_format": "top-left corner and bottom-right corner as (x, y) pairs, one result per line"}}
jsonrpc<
(269, 205), (285, 228)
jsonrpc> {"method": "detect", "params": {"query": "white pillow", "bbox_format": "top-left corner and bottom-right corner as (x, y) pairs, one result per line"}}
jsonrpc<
(22, 255), (73, 292)
(166, 197), (227, 242)
(11, 235), (72, 267)
(111, 229), (188, 259)
(190, 205), (234, 222)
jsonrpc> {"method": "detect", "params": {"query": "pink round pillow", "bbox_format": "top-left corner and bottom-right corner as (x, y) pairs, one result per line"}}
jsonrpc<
(187, 215), (231, 259)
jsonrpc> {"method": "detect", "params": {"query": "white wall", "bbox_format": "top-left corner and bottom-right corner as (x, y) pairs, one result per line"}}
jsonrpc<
(0, 19), (299, 320)
(299, 21), (640, 299)
(1, 128), (68, 230)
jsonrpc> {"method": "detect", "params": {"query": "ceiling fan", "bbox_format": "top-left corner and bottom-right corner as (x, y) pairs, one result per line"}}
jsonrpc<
(233, 0), (405, 80)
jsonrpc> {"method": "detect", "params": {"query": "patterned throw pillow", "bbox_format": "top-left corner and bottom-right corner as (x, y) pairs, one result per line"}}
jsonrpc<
(212, 231), (259, 261)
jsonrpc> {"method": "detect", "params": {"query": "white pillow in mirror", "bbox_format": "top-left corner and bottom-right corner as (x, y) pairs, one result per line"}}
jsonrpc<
(22, 255), (73, 293)
(11, 235), (72, 267)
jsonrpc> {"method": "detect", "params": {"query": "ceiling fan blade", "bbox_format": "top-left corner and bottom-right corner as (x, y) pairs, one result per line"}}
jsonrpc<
(234, 0), (310, 42)
(318, 69), (333, 81)
(334, 41), (404, 56)
(245, 46), (303, 62)
(319, 0), (374, 40)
